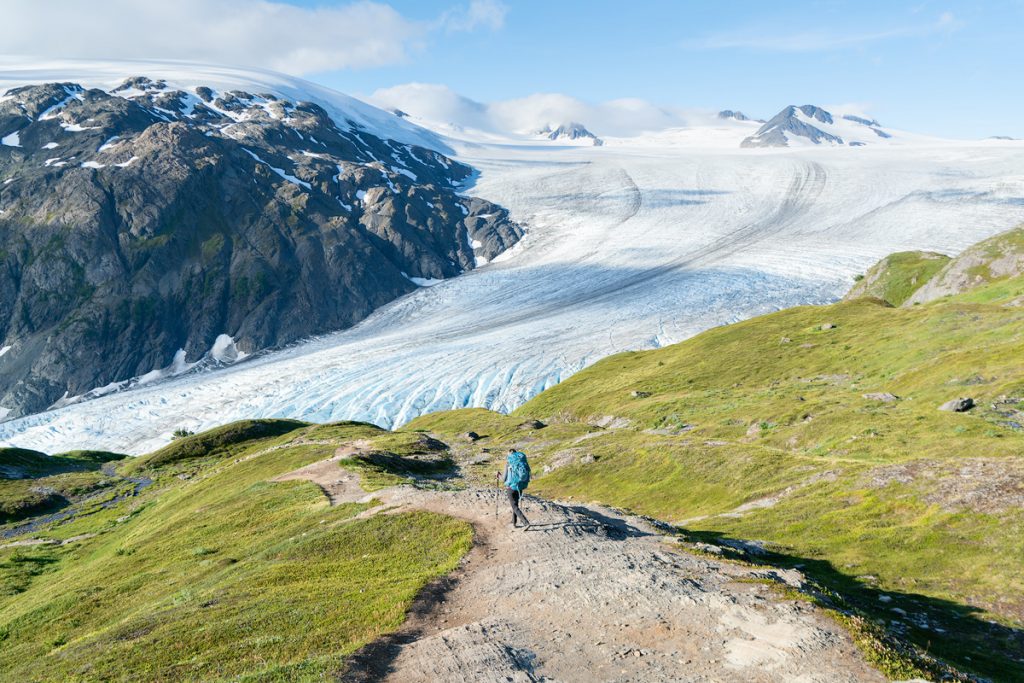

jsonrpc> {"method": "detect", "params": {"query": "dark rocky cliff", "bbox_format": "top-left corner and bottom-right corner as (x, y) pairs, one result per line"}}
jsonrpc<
(0, 78), (522, 417)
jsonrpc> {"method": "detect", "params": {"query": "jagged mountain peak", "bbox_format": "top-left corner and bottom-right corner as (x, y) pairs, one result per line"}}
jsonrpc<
(741, 104), (894, 148)
(536, 122), (603, 146)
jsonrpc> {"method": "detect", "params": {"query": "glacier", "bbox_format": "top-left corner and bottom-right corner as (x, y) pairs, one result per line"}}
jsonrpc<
(2, 64), (1024, 454)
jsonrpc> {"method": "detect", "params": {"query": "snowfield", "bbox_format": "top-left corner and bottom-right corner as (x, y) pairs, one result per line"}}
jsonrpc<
(2, 65), (1024, 454)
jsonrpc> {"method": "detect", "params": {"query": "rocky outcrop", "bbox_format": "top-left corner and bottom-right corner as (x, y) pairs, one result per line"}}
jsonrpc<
(0, 78), (523, 417)
(845, 251), (951, 306)
(741, 105), (842, 148)
(904, 226), (1024, 305)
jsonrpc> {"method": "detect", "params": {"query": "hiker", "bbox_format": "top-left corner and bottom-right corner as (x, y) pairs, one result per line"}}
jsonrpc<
(499, 448), (531, 528)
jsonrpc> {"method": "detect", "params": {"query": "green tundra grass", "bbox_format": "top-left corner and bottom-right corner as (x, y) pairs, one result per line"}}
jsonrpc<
(408, 272), (1024, 681)
(0, 421), (472, 682)
(845, 250), (951, 306)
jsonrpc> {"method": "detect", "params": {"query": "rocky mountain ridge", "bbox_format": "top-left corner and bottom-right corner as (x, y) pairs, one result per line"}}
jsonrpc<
(741, 104), (894, 148)
(0, 77), (522, 418)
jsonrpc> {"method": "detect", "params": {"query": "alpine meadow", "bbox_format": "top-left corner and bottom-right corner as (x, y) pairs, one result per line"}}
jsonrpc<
(1, 2), (1023, 681)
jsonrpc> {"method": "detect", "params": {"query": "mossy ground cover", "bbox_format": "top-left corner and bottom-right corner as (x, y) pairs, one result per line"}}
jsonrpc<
(0, 421), (472, 682)
(407, 278), (1024, 681)
(1, 448), (128, 524)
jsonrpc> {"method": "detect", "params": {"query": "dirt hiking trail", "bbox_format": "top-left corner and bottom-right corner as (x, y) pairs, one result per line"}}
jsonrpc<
(279, 452), (890, 682)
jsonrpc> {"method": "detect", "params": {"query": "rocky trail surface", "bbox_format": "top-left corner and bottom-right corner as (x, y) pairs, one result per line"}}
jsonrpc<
(280, 452), (887, 682)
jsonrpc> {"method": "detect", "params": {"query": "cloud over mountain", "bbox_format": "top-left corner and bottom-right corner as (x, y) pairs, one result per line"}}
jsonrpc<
(0, 0), (506, 75)
(368, 83), (727, 137)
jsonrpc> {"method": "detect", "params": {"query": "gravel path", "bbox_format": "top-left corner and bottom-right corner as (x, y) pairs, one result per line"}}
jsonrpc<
(280, 455), (885, 682)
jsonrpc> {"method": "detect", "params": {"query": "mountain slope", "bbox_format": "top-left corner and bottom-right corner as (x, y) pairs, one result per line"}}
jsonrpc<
(843, 251), (951, 306)
(408, 235), (1024, 680)
(2, 420), (925, 682)
(3, 137), (1024, 454)
(905, 225), (1024, 305)
(0, 74), (522, 417)
(0, 420), (472, 681)
(741, 105), (896, 148)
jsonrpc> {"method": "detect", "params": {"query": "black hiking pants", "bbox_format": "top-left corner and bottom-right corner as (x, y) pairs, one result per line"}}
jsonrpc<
(506, 488), (530, 526)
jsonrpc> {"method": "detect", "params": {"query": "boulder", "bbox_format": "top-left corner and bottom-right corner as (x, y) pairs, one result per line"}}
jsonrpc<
(863, 392), (900, 403)
(938, 397), (975, 412)
(462, 431), (481, 442)
(517, 419), (546, 430)
(630, 390), (651, 398)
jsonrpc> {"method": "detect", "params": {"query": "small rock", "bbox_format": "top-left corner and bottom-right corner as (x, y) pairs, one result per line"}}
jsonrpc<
(938, 397), (975, 412)
(630, 390), (651, 398)
(820, 323), (836, 330)
(863, 392), (899, 403)
(780, 337), (792, 343)
(462, 431), (481, 442)
(580, 454), (596, 465)
(693, 542), (723, 555)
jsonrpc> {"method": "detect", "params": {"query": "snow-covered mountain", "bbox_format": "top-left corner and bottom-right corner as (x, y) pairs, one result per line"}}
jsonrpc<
(741, 104), (897, 148)
(3, 114), (1023, 453)
(535, 122), (603, 146)
(717, 109), (752, 122)
(1, 58), (449, 153)
(1, 60), (1023, 454)
(0, 62), (521, 418)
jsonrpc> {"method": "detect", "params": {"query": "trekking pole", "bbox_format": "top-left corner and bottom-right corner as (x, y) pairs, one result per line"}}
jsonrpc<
(494, 472), (499, 519)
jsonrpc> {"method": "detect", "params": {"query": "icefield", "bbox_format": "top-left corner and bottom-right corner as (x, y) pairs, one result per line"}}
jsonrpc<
(2, 77), (1024, 453)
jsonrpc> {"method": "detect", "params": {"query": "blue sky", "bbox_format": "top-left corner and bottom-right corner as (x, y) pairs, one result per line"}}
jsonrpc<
(301, 0), (1024, 139)
(3, 0), (1021, 138)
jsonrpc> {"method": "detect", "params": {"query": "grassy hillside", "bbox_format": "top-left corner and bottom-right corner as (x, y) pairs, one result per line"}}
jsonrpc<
(907, 225), (1024, 304)
(0, 420), (472, 682)
(1, 447), (128, 524)
(407, 272), (1024, 681)
(844, 250), (951, 306)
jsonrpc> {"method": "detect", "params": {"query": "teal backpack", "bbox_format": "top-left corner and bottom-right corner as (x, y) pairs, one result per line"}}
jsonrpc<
(505, 451), (531, 491)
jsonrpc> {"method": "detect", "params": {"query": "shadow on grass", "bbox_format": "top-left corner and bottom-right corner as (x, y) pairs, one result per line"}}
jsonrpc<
(680, 528), (1024, 682)
(359, 452), (458, 480)
(339, 566), (464, 683)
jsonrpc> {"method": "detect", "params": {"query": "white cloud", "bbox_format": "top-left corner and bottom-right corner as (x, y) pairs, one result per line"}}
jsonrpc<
(684, 12), (961, 52)
(0, 0), (506, 75)
(371, 82), (491, 127)
(440, 0), (508, 33)
(367, 83), (724, 137)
